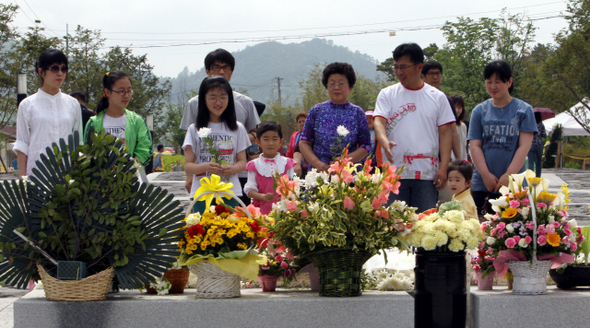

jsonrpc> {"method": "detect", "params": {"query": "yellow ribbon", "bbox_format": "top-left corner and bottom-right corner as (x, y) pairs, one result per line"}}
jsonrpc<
(195, 174), (235, 212)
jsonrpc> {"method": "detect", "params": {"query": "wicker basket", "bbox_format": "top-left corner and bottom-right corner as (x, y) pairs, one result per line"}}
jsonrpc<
(306, 248), (372, 297)
(189, 260), (241, 298)
(37, 264), (115, 302)
(506, 260), (553, 295)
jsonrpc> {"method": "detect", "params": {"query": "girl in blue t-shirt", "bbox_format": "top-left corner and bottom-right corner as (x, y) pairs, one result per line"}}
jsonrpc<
(467, 60), (537, 217)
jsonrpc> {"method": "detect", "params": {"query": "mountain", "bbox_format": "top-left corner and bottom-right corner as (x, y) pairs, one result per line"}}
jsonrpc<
(168, 38), (384, 106)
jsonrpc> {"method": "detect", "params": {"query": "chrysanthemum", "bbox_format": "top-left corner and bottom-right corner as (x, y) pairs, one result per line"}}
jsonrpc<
(546, 232), (561, 247)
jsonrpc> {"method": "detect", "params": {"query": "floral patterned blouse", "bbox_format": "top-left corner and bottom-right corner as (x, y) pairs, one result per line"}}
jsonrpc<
(300, 100), (371, 167)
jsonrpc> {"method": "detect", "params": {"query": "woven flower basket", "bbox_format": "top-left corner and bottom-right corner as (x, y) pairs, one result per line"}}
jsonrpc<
(505, 193), (553, 295)
(37, 264), (115, 302)
(306, 248), (372, 297)
(506, 260), (553, 295)
(189, 260), (241, 298)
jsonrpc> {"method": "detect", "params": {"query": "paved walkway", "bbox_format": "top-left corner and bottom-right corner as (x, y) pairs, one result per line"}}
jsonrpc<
(0, 168), (588, 327)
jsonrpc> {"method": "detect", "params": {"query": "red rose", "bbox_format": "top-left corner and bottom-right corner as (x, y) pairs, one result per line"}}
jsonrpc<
(188, 224), (205, 237)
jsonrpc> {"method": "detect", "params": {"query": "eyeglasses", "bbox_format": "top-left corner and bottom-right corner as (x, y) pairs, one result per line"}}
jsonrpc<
(392, 63), (417, 71)
(206, 96), (229, 103)
(48, 65), (68, 74)
(210, 64), (232, 72)
(426, 71), (442, 77)
(327, 82), (348, 89)
(110, 89), (134, 97)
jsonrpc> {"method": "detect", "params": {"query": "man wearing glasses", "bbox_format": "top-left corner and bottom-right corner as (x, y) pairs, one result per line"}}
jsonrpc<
(373, 43), (455, 212)
(180, 48), (260, 204)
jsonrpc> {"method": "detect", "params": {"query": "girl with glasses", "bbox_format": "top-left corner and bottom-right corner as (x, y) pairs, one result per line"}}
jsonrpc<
(84, 71), (153, 168)
(14, 48), (82, 179)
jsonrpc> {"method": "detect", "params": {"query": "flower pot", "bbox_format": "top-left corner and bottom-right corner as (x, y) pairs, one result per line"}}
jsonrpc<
(506, 260), (552, 295)
(257, 275), (279, 292)
(298, 263), (320, 292)
(550, 265), (590, 290)
(146, 268), (190, 294)
(306, 248), (372, 297)
(474, 271), (495, 290)
(414, 249), (466, 328)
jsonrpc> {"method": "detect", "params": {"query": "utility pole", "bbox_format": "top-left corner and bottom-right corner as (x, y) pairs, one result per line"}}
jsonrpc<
(65, 24), (69, 53)
(275, 76), (284, 108)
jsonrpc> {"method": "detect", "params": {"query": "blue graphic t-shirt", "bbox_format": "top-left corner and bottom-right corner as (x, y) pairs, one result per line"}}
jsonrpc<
(467, 98), (537, 192)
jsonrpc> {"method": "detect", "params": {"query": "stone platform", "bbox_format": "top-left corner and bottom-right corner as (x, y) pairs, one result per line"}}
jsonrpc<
(471, 286), (590, 328)
(14, 289), (415, 328)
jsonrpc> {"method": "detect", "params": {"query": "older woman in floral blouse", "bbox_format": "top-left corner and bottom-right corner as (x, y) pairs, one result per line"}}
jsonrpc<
(299, 62), (371, 172)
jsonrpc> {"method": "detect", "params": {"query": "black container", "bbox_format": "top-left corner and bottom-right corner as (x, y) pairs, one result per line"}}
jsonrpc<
(550, 266), (590, 289)
(414, 249), (466, 328)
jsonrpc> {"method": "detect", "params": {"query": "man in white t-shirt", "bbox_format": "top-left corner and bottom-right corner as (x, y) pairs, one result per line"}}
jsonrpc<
(373, 43), (455, 212)
(180, 49), (261, 204)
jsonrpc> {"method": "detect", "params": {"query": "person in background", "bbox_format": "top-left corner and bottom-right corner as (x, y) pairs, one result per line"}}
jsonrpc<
(450, 95), (469, 161)
(286, 112), (307, 159)
(527, 111), (547, 177)
(468, 60), (536, 215)
(373, 43), (455, 212)
(172, 160), (183, 172)
(299, 62), (371, 172)
(153, 144), (164, 172)
(70, 91), (96, 128)
(14, 48), (82, 179)
(244, 121), (296, 215)
(84, 71), (153, 168)
(179, 49), (260, 205)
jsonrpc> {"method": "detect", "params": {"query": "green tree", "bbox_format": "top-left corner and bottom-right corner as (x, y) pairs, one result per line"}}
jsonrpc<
(0, 3), (19, 129)
(153, 103), (185, 152)
(535, 0), (590, 132)
(349, 75), (384, 111)
(299, 63), (328, 112)
(376, 57), (395, 83)
(64, 26), (105, 108)
(433, 12), (536, 111)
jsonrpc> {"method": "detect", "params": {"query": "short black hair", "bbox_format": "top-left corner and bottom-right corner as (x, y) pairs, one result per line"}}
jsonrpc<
(196, 76), (237, 131)
(204, 49), (235, 72)
(36, 48), (68, 86)
(393, 43), (424, 65)
(70, 91), (86, 103)
(534, 111), (542, 124)
(483, 60), (514, 94)
(422, 60), (443, 76)
(322, 62), (356, 88)
(450, 94), (465, 124)
(256, 121), (283, 139)
(447, 160), (473, 181)
(157, 144), (164, 151)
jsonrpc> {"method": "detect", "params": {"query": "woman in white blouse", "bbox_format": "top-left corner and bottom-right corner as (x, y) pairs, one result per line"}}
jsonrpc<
(13, 48), (82, 179)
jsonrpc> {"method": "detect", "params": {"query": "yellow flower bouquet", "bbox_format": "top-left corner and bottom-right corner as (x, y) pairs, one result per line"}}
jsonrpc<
(177, 175), (266, 297)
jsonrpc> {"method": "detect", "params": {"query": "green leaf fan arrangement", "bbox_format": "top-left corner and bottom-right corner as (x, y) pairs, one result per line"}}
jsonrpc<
(0, 130), (184, 289)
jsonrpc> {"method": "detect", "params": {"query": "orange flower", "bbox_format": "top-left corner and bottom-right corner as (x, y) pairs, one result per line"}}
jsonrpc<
(537, 191), (557, 204)
(502, 208), (518, 219)
(513, 190), (528, 200)
(547, 232), (561, 247)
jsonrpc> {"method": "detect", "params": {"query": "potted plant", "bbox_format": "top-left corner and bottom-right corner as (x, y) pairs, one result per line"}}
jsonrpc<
(177, 183), (267, 298)
(0, 131), (185, 301)
(400, 202), (485, 328)
(483, 170), (583, 295)
(266, 148), (415, 297)
(257, 235), (297, 292)
(550, 225), (590, 289)
(471, 243), (496, 290)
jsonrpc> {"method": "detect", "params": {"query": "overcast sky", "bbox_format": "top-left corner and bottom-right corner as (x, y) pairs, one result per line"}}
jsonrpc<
(8, 0), (571, 78)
